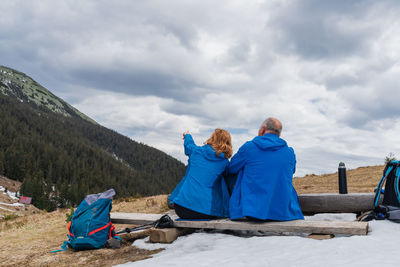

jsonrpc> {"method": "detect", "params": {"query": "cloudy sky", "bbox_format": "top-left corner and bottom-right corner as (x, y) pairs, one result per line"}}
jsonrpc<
(2, 0), (400, 176)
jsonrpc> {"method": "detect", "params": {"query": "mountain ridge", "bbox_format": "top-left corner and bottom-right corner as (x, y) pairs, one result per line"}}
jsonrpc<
(0, 65), (96, 124)
(0, 65), (186, 210)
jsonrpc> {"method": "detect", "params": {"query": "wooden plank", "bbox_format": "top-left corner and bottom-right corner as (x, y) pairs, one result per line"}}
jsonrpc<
(298, 193), (380, 213)
(173, 218), (368, 235)
(111, 212), (161, 224)
(110, 212), (369, 236)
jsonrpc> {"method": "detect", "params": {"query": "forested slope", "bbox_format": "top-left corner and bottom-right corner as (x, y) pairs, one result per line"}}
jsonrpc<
(0, 66), (185, 210)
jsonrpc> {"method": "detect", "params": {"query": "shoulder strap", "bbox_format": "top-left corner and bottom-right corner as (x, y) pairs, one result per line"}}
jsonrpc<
(374, 165), (394, 207)
(394, 166), (400, 205)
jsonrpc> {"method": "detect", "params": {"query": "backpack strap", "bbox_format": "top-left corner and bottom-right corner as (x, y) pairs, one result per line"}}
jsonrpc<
(394, 166), (400, 205)
(51, 240), (69, 253)
(67, 221), (74, 237)
(374, 165), (394, 207)
(88, 221), (112, 236)
(109, 224), (116, 239)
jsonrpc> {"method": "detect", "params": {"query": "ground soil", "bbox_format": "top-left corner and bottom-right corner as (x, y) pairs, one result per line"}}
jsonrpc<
(0, 176), (40, 218)
(0, 175), (20, 192)
(0, 165), (386, 266)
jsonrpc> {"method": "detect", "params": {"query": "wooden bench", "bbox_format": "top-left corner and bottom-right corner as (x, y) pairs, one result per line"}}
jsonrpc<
(112, 193), (375, 242)
(111, 212), (369, 243)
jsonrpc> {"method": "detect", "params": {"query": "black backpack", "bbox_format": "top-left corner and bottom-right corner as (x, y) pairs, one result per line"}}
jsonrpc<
(364, 161), (400, 222)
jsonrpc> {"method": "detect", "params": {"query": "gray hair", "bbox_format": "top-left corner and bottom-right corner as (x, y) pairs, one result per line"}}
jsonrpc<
(262, 117), (282, 136)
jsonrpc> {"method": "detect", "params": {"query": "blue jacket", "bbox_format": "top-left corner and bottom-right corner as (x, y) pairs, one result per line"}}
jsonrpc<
(169, 134), (230, 217)
(228, 133), (304, 221)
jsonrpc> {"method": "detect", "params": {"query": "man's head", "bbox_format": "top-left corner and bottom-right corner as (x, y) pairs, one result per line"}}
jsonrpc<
(258, 117), (282, 137)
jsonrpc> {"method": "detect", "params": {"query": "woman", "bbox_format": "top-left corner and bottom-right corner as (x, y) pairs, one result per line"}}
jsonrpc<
(168, 129), (233, 219)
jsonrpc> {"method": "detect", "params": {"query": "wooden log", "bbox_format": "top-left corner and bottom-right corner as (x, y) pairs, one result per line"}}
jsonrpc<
(149, 228), (193, 243)
(118, 229), (152, 244)
(110, 213), (369, 236)
(149, 228), (179, 243)
(298, 193), (381, 213)
(111, 193), (380, 224)
(173, 218), (368, 235)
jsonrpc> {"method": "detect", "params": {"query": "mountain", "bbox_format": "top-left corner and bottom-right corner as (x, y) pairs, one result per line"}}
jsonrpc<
(0, 65), (186, 210)
(0, 66), (95, 124)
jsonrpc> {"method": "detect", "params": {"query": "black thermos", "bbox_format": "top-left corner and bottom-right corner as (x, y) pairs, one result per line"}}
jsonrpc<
(338, 162), (348, 194)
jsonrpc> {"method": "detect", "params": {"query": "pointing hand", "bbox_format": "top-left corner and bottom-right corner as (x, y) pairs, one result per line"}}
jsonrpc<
(182, 131), (190, 139)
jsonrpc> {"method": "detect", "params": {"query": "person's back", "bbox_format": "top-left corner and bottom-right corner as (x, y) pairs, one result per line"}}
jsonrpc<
(169, 129), (232, 219)
(228, 118), (304, 221)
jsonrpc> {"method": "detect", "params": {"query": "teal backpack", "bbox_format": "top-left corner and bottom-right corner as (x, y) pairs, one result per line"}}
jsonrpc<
(53, 189), (119, 252)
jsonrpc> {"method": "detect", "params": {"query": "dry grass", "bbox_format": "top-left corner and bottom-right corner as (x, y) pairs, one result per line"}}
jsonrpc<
(0, 195), (170, 267)
(293, 165), (384, 194)
(0, 175), (21, 192)
(113, 194), (169, 214)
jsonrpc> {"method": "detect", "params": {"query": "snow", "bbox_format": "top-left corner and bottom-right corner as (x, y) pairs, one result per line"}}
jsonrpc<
(0, 202), (24, 207)
(115, 214), (400, 267)
(0, 186), (19, 200)
(304, 213), (356, 222)
(0, 206), (13, 212)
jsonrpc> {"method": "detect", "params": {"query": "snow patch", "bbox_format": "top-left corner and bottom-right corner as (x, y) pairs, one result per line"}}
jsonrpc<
(305, 213), (357, 222)
(133, 237), (170, 250)
(0, 206), (14, 212)
(0, 186), (19, 200)
(0, 202), (24, 207)
(116, 215), (400, 267)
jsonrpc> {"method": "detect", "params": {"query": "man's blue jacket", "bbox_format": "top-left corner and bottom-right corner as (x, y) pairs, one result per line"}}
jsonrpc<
(169, 134), (230, 217)
(229, 133), (304, 221)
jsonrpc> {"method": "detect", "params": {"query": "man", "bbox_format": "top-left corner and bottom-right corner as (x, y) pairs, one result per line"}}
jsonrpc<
(228, 117), (304, 221)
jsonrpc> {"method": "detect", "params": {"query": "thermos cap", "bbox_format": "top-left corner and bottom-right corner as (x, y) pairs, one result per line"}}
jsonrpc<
(339, 162), (345, 167)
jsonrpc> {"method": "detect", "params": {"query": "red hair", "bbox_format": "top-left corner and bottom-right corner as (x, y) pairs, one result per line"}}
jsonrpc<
(205, 129), (233, 158)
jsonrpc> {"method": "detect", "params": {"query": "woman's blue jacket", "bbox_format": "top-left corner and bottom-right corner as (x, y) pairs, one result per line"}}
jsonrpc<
(168, 134), (230, 217)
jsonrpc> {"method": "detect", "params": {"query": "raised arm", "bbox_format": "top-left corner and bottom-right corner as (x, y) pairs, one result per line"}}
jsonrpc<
(184, 133), (197, 156)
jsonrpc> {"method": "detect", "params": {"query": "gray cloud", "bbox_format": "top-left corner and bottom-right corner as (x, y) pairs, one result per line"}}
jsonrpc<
(69, 67), (201, 101)
(269, 0), (379, 59)
(325, 74), (361, 90)
(2, 0), (400, 176)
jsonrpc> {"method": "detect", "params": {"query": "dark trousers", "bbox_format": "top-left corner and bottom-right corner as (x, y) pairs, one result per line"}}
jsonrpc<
(224, 173), (238, 196)
(174, 204), (216, 220)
